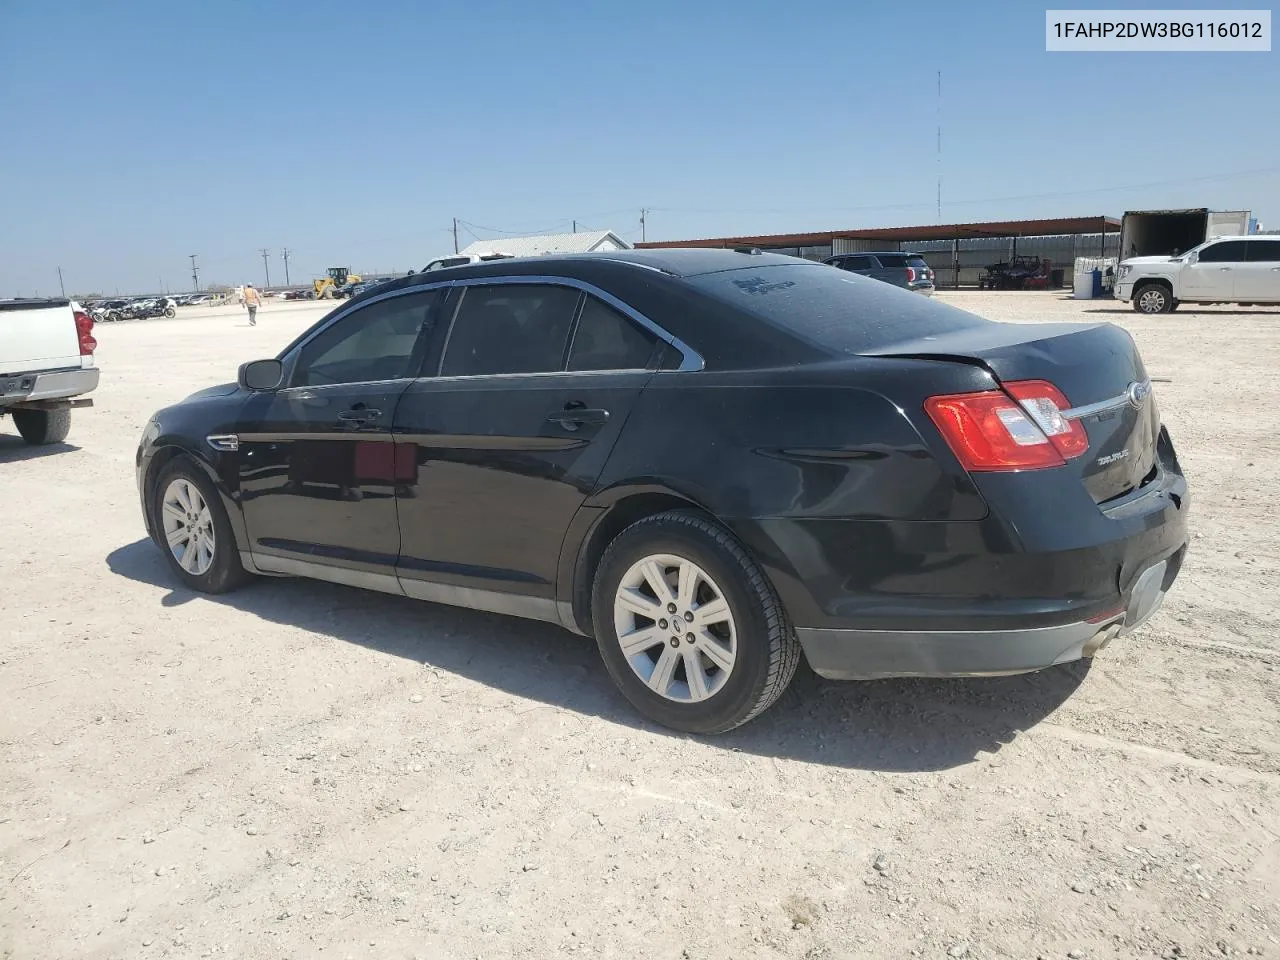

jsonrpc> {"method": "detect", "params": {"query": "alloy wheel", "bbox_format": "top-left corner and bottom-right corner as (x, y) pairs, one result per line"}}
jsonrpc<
(612, 553), (738, 703)
(161, 478), (216, 576)
(1138, 288), (1166, 313)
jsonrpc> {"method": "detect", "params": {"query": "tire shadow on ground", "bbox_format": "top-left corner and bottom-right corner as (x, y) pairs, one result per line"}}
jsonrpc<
(0, 435), (81, 462)
(107, 538), (1088, 774)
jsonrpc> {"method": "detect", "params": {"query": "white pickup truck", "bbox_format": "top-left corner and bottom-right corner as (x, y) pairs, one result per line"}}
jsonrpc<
(0, 298), (99, 445)
(1116, 235), (1280, 314)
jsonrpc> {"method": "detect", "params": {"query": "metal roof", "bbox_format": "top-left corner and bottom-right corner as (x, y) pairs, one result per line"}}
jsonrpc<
(637, 216), (1123, 249)
(458, 229), (630, 258)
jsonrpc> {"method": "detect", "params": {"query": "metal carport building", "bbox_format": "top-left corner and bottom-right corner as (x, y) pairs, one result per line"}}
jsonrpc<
(637, 216), (1122, 288)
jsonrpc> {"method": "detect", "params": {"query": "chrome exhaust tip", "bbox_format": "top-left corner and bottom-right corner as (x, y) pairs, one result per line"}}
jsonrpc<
(1082, 623), (1121, 658)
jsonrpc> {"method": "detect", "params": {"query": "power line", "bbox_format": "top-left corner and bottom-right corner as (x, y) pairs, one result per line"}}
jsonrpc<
(645, 164), (1280, 219)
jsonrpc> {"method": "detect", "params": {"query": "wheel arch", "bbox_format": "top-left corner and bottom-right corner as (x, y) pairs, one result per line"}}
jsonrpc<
(560, 484), (714, 637)
(142, 443), (249, 554)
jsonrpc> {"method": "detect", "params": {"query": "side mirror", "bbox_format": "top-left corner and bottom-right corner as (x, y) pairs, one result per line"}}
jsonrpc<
(238, 358), (284, 391)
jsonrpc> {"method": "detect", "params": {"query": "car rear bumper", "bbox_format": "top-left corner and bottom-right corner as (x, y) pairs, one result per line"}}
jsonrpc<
(731, 428), (1189, 678)
(797, 548), (1180, 679)
(1, 366), (99, 405)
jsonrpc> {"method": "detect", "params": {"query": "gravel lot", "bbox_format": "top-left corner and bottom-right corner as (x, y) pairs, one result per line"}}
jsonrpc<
(2, 292), (1277, 960)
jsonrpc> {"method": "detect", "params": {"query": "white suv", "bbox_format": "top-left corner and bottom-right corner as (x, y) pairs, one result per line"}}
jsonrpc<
(1116, 235), (1280, 314)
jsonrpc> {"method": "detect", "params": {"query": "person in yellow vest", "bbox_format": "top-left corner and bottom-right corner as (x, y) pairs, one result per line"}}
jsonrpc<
(244, 284), (263, 326)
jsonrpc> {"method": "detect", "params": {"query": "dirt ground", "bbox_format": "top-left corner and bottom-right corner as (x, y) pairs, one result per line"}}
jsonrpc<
(2, 291), (1277, 960)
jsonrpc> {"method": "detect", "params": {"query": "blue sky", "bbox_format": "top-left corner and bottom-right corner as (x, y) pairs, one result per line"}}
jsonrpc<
(2, 0), (1276, 296)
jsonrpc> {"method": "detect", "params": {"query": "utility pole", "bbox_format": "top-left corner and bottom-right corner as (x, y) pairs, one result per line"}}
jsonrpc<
(452, 218), (459, 254)
(572, 219), (577, 233)
(640, 208), (647, 244)
(936, 70), (943, 224)
(189, 254), (200, 291)
(57, 266), (66, 297)
(281, 248), (292, 286)
(259, 248), (271, 288)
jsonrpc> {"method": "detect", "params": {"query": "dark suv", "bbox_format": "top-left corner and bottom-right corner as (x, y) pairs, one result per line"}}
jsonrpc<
(825, 252), (936, 295)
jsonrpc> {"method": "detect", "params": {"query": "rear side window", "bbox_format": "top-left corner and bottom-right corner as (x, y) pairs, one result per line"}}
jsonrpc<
(1247, 240), (1280, 262)
(873, 254), (908, 268)
(906, 255), (931, 268)
(568, 296), (658, 371)
(685, 264), (987, 354)
(1198, 241), (1249, 263)
(440, 284), (580, 376)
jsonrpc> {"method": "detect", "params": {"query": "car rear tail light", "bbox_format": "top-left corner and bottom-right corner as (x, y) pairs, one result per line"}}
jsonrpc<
(924, 379), (1088, 471)
(74, 310), (97, 355)
(906, 267), (917, 283)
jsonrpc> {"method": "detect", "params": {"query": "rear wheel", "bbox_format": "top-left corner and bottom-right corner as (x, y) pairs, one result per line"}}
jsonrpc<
(12, 408), (71, 445)
(1133, 283), (1174, 314)
(592, 511), (800, 734)
(153, 459), (247, 593)
(164, 307), (176, 318)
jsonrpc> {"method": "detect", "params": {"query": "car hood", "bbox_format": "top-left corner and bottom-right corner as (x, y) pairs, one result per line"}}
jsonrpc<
(1121, 256), (1176, 266)
(185, 382), (240, 401)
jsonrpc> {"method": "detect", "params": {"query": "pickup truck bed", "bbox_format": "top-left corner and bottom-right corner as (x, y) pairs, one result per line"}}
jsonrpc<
(1, 298), (98, 446)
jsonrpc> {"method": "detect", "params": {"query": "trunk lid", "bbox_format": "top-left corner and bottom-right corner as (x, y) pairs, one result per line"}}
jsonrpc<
(865, 321), (1159, 503)
(0, 298), (82, 373)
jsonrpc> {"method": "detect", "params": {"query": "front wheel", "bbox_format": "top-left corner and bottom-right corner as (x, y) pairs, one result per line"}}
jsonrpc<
(12, 408), (71, 445)
(1133, 283), (1175, 314)
(591, 511), (800, 734)
(164, 307), (175, 318)
(153, 459), (248, 593)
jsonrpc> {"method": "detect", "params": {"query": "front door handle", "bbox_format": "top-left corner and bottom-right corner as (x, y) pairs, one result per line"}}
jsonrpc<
(1218, 267), (1232, 271)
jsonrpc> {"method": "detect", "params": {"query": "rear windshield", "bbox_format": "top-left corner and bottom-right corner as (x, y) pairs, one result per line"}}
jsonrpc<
(685, 263), (986, 354)
(874, 254), (907, 268)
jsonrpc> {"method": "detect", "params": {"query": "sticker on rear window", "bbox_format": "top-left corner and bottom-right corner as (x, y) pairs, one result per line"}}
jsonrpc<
(731, 276), (797, 296)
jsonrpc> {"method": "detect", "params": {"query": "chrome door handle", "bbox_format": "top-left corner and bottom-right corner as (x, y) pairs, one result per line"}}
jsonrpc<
(1218, 267), (1232, 271)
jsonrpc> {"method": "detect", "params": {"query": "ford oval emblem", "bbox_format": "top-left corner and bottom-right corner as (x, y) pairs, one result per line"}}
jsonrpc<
(1126, 380), (1152, 409)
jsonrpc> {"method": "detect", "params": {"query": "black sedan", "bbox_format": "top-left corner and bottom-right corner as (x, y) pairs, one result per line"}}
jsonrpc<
(136, 249), (1189, 733)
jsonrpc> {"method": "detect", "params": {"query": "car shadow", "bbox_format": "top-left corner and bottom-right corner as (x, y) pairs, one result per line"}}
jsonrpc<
(106, 539), (1088, 773)
(0, 435), (82, 462)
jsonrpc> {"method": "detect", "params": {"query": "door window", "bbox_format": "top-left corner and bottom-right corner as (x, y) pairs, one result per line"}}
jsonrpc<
(293, 290), (441, 387)
(1246, 239), (1280, 262)
(1197, 240), (1249, 263)
(873, 254), (908, 268)
(842, 256), (873, 271)
(567, 296), (659, 371)
(440, 284), (581, 376)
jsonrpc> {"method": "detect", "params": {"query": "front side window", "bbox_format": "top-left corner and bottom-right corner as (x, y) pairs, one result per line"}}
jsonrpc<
(440, 284), (581, 376)
(843, 256), (873, 271)
(293, 290), (441, 386)
(567, 296), (658, 371)
(1197, 240), (1249, 263)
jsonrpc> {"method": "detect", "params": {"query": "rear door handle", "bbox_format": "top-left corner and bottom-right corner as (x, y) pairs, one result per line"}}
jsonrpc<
(338, 407), (381, 423)
(1219, 267), (1232, 271)
(547, 401), (609, 432)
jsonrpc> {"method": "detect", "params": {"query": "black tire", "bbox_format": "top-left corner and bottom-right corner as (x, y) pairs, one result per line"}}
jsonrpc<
(164, 307), (175, 318)
(1132, 283), (1174, 314)
(12, 408), (71, 445)
(591, 510), (801, 734)
(152, 457), (248, 594)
